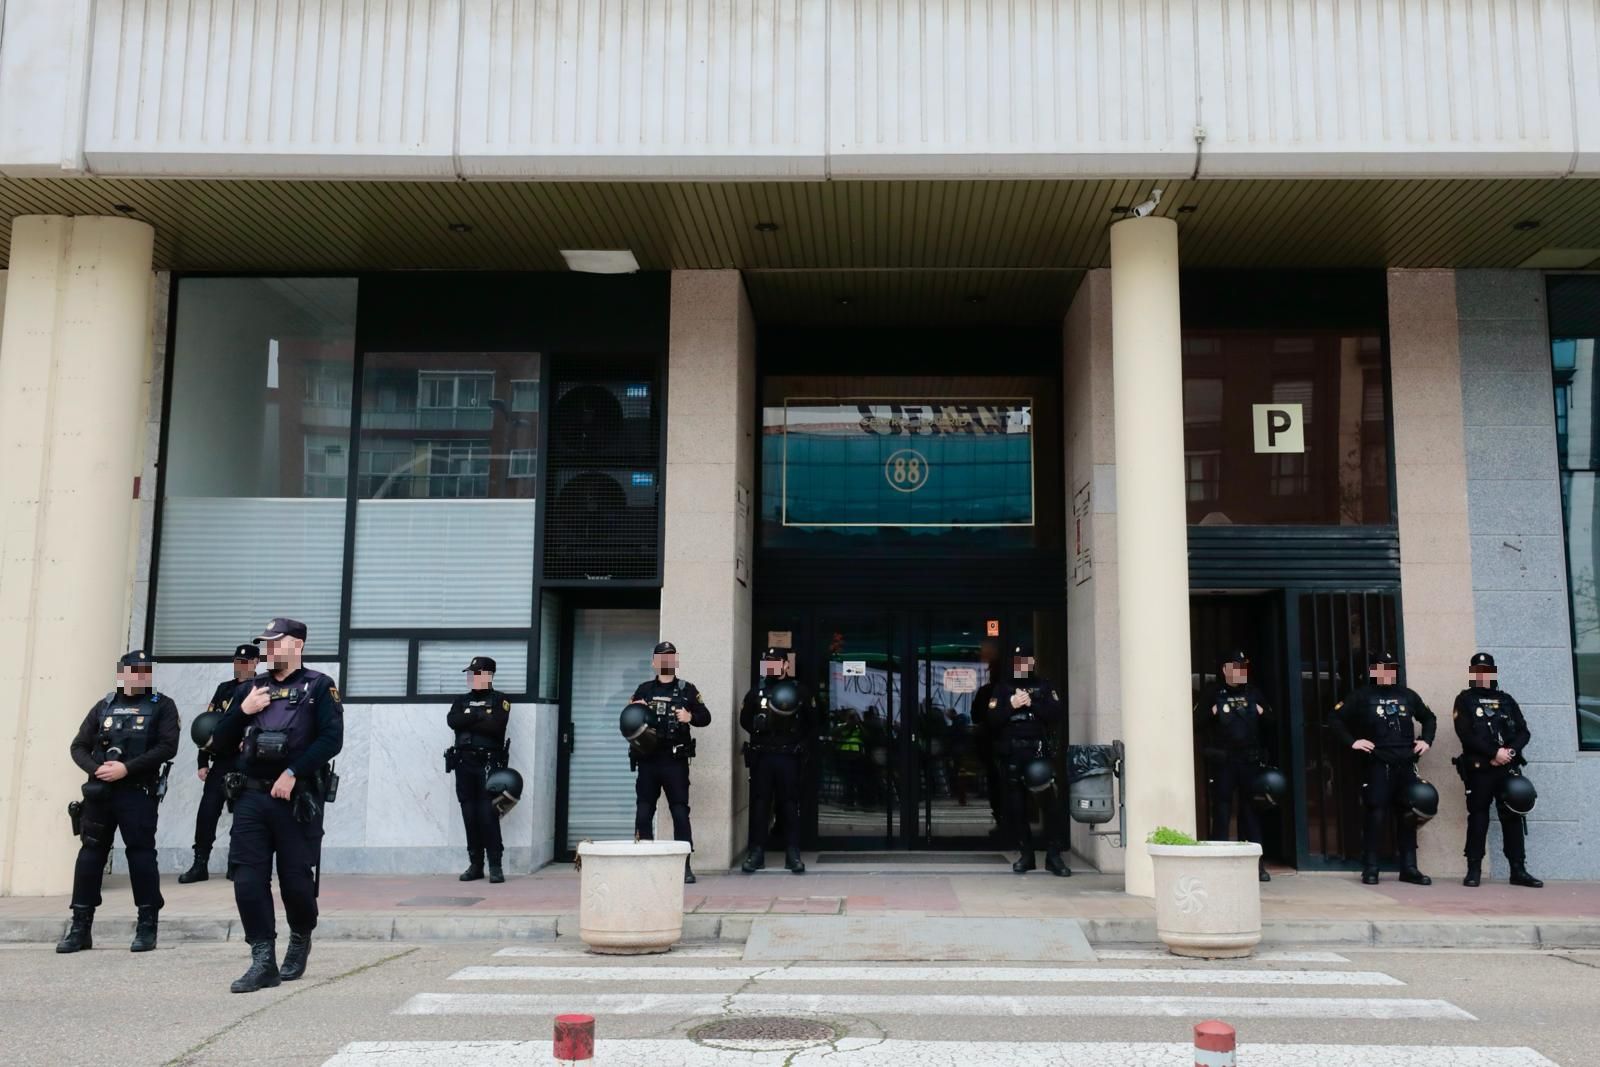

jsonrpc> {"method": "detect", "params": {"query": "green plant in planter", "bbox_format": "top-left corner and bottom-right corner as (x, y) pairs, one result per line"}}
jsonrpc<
(1146, 826), (1200, 846)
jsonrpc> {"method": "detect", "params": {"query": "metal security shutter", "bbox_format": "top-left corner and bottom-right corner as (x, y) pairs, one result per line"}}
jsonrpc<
(565, 607), (658, 841)
(543, 358), (661, 580)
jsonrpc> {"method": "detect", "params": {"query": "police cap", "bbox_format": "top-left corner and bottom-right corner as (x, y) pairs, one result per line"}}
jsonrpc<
(653, 641), (677, 656)
(118, 649), (154, 669)
(1368, 649), (1399, 668)
(1222, 649), (1250, 667)
(255, 617), (308, 642)
(463, 656), (497, 674)
(1469, 652), (1497, 672)
(233, 644), (260, 661)
(760, 646), (787, 661)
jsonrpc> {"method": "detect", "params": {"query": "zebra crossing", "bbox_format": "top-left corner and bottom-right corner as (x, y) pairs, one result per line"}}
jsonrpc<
(322, 941), (1564, 1066)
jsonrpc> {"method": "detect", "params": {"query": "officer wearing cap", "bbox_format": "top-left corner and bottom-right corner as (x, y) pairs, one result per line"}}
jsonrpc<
(1193, 649), (1273, 882)
(628, 641), (711, 884)
(739, 647), (811, 875)
(58, 650), (181, 954)
(1452, 652), (1543, 889)
(209, 618), (343, 992)
(179, 644), (260, 884)
(447, 656), (512, 884)
(1331, 650), (1438, 886)
(985, 646), (1070, 876)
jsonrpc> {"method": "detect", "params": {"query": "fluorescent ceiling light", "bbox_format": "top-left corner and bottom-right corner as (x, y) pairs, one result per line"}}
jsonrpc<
(560, 249), (640, 274)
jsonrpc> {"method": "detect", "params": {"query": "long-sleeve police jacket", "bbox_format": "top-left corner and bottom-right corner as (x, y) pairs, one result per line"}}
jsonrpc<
(1193, 683), (1271, 760)
(198, 678), (245, 770)
(1330, 683), (1437, 765)
(1452, 685), (1531, 768)
(447, 688), (511, 752)
(70, 689), (181, 785)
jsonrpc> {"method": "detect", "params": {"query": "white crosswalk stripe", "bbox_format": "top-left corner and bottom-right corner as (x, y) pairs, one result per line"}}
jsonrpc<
(1095, 948), (1351, 963)
(448, 964), (1403, 986)
(493, 943), (744, 959)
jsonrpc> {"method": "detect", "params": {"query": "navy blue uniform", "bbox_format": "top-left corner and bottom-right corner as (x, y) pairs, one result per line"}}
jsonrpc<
(1194, 683), (1271, 845)
(1331, 684), (1437, 867)
(1453, 686), (1532, 866)
(630, 678), (711, 846)
(211, 668), (343, 943)
(447, 689), (511, 866)
(740, 682), (811, 855)
(68, 690), (181, 910)
(984, 677), (1066, 857)
(193, 678), (244, 853)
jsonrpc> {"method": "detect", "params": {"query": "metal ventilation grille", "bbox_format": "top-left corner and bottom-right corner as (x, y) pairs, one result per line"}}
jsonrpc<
(543, 357), (661, 581)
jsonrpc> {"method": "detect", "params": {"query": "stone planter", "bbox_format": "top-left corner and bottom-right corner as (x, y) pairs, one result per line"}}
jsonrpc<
(1147, 841), (1263, 958)
(577, 840), (691, 955)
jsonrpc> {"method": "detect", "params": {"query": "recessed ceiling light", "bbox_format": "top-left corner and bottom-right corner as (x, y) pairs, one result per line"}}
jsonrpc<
(754, 221), (780, 233)
(966, 294), (986, 304)
(1512, 219), (1541, 232)
(560, 249), (641, 274)
(111, 203), (136, 214)
(1110, 206), (1131, 215)
(448, 222), (473, 234)
(1178, 204), (1198, 214)
(836, 296), (853, 306)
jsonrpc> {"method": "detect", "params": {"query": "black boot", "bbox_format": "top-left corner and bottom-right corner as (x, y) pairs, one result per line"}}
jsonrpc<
(1510, 865), (1544, 888)
(1013, 852), (1036, 874)
(1259, 859), (1271, 883)
(1045, 850), (1071, 877)
(177, 848), (210, 884)
(459, 854), (485, 882)
(55, 907), (93, 954)
(1361, 855), (1379, 885)
(488, 859), (505, 884)
(279, 931), (312, 981)
(1398, 850), (1431, 886)
(786, 848), (806, 875)
(1463, 860), (1482, 888)
(230, 940), (280, 993)
(684, 858), (696, 885)
(130, 906), (159, 952)
(741, 847), (766, 874)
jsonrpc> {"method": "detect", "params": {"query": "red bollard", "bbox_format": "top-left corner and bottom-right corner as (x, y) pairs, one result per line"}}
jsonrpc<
(1193, 1020), (1236, 1066)
(554, 1013), (595, 1064)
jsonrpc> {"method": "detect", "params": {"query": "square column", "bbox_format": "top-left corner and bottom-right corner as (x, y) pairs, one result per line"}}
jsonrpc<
(1108, 217), (1197, 897)
(0, 216), (156, 895)
(659, 271), (756, 871)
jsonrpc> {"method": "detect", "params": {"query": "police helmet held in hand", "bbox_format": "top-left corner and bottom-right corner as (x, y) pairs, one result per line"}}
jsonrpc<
(446, 656), (513, 884)
(740, 647), (811, 875)
(179, 642), (261, 885)
(629, 641), (712, 884)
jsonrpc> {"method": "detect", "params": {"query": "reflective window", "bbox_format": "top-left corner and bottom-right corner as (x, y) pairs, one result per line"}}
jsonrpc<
(1550, 275), (1600, 749)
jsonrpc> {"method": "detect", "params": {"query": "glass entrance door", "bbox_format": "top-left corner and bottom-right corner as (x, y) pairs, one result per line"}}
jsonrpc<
(912, 614), (1001, 847)
(810, 612), (903, 847)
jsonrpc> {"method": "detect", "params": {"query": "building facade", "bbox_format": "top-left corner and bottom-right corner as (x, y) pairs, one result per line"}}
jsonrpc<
(2, 1), (1599, 898)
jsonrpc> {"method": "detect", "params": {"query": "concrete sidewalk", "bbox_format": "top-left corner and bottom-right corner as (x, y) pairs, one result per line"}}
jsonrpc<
(5, 861), (1598, 949)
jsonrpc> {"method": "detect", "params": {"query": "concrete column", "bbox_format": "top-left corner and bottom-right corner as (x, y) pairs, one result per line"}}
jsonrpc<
(659, 271), (756, 872)
(1108, 217), (1196, 897)
(0, 216), (156, 896)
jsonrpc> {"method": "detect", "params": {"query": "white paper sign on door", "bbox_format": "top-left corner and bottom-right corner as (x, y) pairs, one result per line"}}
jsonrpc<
(942, 667), (979, 694)
(842, 661), (867, 677)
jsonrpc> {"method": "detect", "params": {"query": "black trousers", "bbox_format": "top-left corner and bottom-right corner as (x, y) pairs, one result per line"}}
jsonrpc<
(454, 761), (504, 863)
(230, 789), (322, 944)
(193, 765), (231, 852)
(1002, 759), (1065, 853)
(72, 787), (162, 910)
(1361, 759), (1420, 864)
(1208, 754), (1263, 845)
(747, 749), (803, 853)
(635, 756), (693, 847)
(1463, 764), (1526, 864)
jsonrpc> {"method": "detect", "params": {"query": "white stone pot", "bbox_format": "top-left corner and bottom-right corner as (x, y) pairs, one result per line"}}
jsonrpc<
(1147, 841), (1263, 959)
(577, 840), (691, 955)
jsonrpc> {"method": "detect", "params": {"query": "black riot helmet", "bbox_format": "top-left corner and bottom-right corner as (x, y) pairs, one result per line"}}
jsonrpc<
(1251, 766), (1289, 811)
(1404, 779), (1440, 824)
(190, 709), (224, 749)
(81, 780), (111, 802)
(767, 680), (801, 716)
(1022, 758), (1055, 793)
(1498, 773), (1537, 815)
(485, 767), (524, 815)
(619, 702), (659, 754)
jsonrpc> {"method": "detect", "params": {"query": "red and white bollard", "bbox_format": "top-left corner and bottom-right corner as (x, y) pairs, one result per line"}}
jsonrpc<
(554, 1013), (595, 1064)
(1193, 1020), (1236, 1067)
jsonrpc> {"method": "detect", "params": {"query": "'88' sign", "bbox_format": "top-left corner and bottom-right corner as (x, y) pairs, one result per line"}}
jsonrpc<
(884, 449), (930, 493)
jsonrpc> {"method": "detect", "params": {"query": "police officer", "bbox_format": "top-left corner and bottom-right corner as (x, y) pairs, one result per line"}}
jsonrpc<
(210, 618), (343, 993)
(58, 650), (181, 954)
(629, 641), (711, 884)
(1453, 652), (1543, 889)
(985, 646), (1070, 876)
(969, 638), (1008, 838)
(178, 644), (259, 884)
(447, 655), (511, 884)
(740, 647), (810, 875)
(1331, 650), (1437, 886)
(1193, 649), (1273, 882)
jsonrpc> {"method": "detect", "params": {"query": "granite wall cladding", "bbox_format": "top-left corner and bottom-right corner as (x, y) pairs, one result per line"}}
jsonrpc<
(111, 661), (558, 876)
(1457, 269), (1599, 880)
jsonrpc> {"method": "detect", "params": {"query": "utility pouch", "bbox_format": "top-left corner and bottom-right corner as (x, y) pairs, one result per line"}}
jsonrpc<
(222, 771), (245, 812)
(741, 741), (752, 769)
(293, 786), (321, 826)
(67, 800), (83, 838)
(444, 746), (461, 773)
(254, 730), (290, 761)
(682, 736), (698, 760)
(153, 761), (172, 803)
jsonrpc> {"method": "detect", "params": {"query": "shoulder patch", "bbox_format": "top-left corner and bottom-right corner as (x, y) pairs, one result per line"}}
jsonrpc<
(502, 699), (510, 712)
(329, 685), (341, 703)
(1333, 701), (1343, 711)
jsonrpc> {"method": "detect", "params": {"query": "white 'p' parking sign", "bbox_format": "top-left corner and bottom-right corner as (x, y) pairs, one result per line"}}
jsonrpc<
(1252, 403), (1304, 454)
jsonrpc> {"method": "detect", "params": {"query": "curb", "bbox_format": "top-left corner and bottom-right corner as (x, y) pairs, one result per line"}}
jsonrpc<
(4, 915), (1599, 949)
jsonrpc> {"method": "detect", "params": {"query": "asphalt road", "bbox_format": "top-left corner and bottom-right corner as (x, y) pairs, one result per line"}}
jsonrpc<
(1, 940), (1595, 1066)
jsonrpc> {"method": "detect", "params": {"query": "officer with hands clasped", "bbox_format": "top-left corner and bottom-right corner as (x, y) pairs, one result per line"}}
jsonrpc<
(1453, 652), (1543, 889)
(1331, 650), (1438, 886)
(447, 655), (511, 884)
(210, 618), (343, 993)
(740, 647), (810, 876)
(179, 643), (260, 884)
(985, 646), (1070, 877)
(1193, 649), (1274, 882)
(58, 650), (181, 954)
(626, 641), (711, 884)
